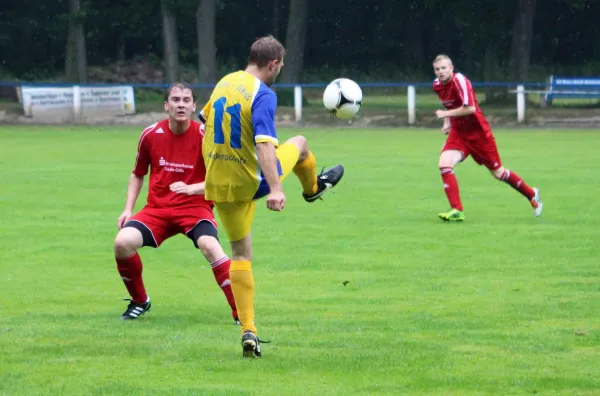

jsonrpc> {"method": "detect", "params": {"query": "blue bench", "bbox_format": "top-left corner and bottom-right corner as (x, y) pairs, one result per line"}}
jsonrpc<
(544, 76), (600, 105)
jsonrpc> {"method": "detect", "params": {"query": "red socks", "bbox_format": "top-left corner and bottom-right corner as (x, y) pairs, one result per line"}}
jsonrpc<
(440, 167), (534, 212)
(116, 253), (147, 303)
(210, 256), (238, 318)
(440, 167), (463, 211)
(500, 169), (535, 200)
(116, 253), (237, 318)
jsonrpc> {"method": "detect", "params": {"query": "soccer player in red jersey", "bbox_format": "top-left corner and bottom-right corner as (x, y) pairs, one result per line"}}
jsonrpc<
(113, 82), (238, 322)
(432, 54), (543, 221)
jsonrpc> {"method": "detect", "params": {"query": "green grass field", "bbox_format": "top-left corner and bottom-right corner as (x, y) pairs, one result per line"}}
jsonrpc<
(1, 126), (600, 395)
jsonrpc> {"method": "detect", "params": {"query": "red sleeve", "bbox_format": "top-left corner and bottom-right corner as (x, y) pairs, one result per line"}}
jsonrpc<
(133, 127), (153, 176)
(454, 74), (475, 106)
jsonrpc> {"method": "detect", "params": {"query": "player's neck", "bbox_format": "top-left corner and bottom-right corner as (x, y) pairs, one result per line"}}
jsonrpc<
(168, 119), (191, 135)
(245, 65), (267, 84)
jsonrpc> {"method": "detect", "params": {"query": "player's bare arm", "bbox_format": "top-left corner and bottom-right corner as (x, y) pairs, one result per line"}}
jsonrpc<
(442, 117), (451, 134)
(117, 174), (144, 229)
(169, 181), (205, 195)
(436, 106), (476, 119)
(256, 141), (285, 211)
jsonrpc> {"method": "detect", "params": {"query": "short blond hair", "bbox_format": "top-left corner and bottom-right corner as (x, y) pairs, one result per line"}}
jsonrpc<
(433, 54), (452, 65)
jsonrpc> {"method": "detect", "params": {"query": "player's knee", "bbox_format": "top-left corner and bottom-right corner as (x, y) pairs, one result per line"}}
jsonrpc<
(438, 160), (455, 170)
(230, 237), (252, 262)
(439, 150), (463, 169)
(114, 229), (142, 257)
(196, 235), (226, 263)
(196, 236), (212, 256)
(287, 135), (309, 161)
(491, 166), (505, 180)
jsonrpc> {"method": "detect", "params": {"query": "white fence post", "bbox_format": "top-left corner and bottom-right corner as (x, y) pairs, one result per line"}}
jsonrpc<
(294, 85), (302, 122)
(73, 85), (82, 119)
(516, 84), (525, 123)
(23, 90), (32, 117)
(407, 85), (416, 124)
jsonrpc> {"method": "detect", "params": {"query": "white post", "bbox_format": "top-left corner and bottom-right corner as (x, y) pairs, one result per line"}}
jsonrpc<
(22, 91), (32, 117)
(407, 85), (416, 124)
(294, 85), (302, 122)
(516, 84), (525, 123)
(73, 85), (82, 119)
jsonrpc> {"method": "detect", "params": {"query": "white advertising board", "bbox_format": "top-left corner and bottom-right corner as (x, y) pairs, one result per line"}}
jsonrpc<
(21, 85), (136, 119)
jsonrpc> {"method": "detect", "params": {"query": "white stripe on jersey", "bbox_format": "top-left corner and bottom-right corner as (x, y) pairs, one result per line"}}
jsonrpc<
(254, 134), (279, 145)
(251, 76), (264, 185)
(454, 73), (471, 106)
(134, 123), (157, 171)
(250, 77), (262, 109)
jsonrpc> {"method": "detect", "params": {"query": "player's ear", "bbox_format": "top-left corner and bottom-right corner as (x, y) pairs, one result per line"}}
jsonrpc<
(192, 102), (197, 113)
(163, 101), (169, 112)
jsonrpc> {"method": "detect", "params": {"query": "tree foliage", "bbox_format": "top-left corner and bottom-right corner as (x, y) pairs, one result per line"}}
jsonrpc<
(0, 0), (597, 81)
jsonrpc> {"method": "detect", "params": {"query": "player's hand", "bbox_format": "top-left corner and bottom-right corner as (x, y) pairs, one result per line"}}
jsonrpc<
(266, 190), (286, 212)
(442, 124), (451, 135)
(117, 210), (133, 230)
(435, 110), (447, 119)
(170, 181), (191, 195)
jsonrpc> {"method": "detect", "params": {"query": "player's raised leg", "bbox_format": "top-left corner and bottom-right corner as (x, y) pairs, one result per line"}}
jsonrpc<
(114, 224), (151, 319)
(438, 149), (465, 221)
(189, 220), (239, 324)
(281, 135), (344, 202)
(490, 166), (542, 217)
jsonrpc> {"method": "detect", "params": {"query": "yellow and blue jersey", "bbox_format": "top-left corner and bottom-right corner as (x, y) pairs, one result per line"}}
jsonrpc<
(200, 71), (281, 202)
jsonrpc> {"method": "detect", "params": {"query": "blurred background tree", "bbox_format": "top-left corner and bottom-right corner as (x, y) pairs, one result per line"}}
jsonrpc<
(0, 0), (598, 83)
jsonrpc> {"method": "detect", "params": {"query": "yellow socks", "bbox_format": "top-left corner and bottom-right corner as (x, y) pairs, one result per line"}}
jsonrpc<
(230, 260), (256, 335)
(293, 151), (318, 195)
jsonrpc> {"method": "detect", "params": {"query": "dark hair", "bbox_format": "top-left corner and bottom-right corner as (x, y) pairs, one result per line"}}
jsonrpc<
(248, 35), (286, 67)
(165, 81), (196, 101)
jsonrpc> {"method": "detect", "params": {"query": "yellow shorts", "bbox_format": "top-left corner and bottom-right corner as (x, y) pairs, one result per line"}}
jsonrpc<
(215, 142), (300, 242)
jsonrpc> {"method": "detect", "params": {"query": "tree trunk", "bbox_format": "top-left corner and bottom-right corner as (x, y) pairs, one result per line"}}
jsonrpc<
(482, 46), (510, 104)
(65, 28), (76, 82)
(161, 0), (180, 83)
(508, 0), (537, 82)
(196, 0), (217, 84)
(280, 0), (308, 84)
(65, 0), (87, 83)
(116, 33), (126, 62)
(404, 3), (423, 69)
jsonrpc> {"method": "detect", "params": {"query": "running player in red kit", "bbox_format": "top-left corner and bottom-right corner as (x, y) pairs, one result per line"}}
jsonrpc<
(113, 82), (238, 322)
(432, 54), (542, 221)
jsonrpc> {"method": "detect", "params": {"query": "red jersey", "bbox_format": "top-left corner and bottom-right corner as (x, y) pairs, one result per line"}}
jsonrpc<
(133, 119), (211, 209)
(433, 73), (491, 137)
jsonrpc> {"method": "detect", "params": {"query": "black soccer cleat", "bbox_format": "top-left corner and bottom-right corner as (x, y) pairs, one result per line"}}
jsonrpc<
(241, 330), (270, 358)
(121, 297), (151, 320)
(302, 164), (345, 203)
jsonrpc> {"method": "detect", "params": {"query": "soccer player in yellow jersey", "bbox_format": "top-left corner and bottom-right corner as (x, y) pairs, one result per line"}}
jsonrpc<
(198, 35), (344, 357)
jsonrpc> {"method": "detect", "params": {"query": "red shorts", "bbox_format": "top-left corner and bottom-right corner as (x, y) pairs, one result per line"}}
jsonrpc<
(442, 131), (502, 170)
(128, 205), (217, 247)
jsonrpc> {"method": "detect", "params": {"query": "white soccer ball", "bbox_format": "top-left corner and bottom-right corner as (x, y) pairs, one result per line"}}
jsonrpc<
(322, 78), (363, 120)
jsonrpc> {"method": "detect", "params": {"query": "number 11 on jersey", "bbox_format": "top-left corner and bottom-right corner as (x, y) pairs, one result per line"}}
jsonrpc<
(212, 97), (242, 149)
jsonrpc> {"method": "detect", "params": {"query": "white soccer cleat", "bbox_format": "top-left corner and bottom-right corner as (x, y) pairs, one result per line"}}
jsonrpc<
(530, 187), (543, 217)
